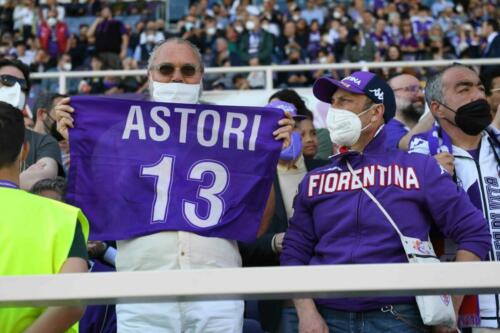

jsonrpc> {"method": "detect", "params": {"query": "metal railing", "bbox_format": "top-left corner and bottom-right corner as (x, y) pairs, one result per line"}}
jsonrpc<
(1, 262), (499, 307)
(30, 58), (500, 95)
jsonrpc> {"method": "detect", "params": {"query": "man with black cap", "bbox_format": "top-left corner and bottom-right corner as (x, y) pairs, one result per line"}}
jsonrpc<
(280, 71), (491, 332)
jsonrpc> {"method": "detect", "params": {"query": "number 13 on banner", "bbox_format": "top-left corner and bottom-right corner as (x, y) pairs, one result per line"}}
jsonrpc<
(140, 154), (229, 228)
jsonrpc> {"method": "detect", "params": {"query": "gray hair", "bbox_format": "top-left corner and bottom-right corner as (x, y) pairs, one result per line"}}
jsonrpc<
(147, 37), (205, 73)
(424, 63), (472, 106)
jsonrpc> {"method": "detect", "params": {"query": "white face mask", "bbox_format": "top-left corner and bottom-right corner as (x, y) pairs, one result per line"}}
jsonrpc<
(0, 82), (26, 110)
(207, 27), (216, 35)
(62, 62), (72, 71)
(48, 17), (57, 27)
(246, 21), (256, 31)
(326, 107), (371, 147)
(151, 81), (201, 104)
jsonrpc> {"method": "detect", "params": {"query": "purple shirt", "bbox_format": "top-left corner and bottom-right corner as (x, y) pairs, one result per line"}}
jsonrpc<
(281, 127), (491, 311)
(384, 118), (408, 149)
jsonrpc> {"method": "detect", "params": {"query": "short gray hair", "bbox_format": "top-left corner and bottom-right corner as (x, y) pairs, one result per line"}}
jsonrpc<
(147, 37), (205, 73)
(424, 63), (473, 106)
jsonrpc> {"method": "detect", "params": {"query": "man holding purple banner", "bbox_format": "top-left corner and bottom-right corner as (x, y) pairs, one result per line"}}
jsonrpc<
(55, 37), (294, 333)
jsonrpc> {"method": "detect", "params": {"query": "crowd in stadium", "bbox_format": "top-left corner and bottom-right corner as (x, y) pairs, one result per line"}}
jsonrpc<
(0, 0), (498, 94)
(2, 0), (500, 333)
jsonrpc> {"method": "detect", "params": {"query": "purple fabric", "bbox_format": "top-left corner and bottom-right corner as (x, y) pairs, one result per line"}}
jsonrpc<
(369, 31), (393, 49)
(266, 100), (305, 120)
(400, 35), (419, 48)
(281, 127), (492, 311)
(66, 96), (283, 242)
(79, 261), (116, 333)
(427, 123), (452, 155)
(97, 19), (127, 35)
(384, 118), (408, 149)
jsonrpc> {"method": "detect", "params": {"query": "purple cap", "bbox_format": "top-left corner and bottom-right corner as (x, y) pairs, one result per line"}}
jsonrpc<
(266, 100), (306, 120)
(312, 71), (396, 122)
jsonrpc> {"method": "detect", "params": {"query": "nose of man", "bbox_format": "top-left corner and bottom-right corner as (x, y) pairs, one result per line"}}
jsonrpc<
(171, 68), (185, 83)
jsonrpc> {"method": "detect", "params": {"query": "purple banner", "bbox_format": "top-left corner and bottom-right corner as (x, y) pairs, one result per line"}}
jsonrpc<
(66, 96), (283, 242)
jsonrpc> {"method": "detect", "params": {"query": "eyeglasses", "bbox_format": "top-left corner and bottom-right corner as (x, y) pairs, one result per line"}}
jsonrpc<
(393, 85), (423, 94)
(149, 63), (199, 77)
(0, 74), (28, 92)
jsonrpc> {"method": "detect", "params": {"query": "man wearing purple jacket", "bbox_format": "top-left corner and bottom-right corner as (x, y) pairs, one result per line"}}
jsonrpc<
(280, 71), (492, 333)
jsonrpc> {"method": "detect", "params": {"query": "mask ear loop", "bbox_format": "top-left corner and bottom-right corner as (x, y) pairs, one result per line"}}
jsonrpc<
(359, 103), (381, 132)
(434, 100), (462, 130)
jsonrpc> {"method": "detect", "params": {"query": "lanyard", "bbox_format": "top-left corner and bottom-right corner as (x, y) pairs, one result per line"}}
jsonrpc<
(0, 180), (19, 189)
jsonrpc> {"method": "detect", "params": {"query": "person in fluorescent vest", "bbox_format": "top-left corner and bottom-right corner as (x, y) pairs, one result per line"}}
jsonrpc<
(0, 101), (90, 333)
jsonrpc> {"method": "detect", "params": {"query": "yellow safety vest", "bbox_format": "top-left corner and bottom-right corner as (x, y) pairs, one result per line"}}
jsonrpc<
(0, 187), (89, 333)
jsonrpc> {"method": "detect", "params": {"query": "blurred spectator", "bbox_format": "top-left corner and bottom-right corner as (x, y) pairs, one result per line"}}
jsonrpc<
(30, 48), (53, 75)
(306, 19), (321, 60)
(431, 0), (454, 18)
(481, 66), (500, 128)
(37, 8), (70, 62)
(410, 5), (434, 41)
(78, 55), (105, 94)
(41, 0), (65, 21)
(41, 53), (78, 94)
(133, 26), (157, 67)
(382, 45), (404, 78)
(13, 0), (36, 41)
(233, 73), (250, 90)
(66, 0), (87, 17)
(370, 19), (393, 57)
(343, 28), (377, 63)
(400, 19), (419, 60)
(295, 19), (309, 51)
(139, 20), (165, 45)
(276, 20), (301, 62)
(87, 5), (129, 69)
(300, 0), (324, 26)
(119, 57), (142, 93)
(312, 47), (335, 81)
(128, 20), (145, 54)
(13, 39), (35, 65)
(238, 15), (273, 66)
(278, 46), (310, 87)
(482, 18), (500, 58)
(0, 0), (14, 35)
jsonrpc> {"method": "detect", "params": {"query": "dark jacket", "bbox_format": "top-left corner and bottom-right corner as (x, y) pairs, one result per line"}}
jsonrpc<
(237, 30), (274, 65)
(239, 157), (329, 332)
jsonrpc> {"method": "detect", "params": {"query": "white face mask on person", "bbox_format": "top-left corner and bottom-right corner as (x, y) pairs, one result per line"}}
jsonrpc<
(0, 82), (26, 110)
(326, 107), (372, 147)
(151, 81), (201, 104)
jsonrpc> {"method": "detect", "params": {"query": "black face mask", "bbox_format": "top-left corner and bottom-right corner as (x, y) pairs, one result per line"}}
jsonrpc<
(438, 99), (492, 136)
(49, 120), (65, 142)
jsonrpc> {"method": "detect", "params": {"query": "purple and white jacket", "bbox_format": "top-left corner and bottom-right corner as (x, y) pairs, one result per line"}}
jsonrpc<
(281, 126), (491, 312)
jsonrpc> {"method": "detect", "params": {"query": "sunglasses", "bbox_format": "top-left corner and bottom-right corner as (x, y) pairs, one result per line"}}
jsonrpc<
(150, 63), (199, 77)
(0, 74), (28, 92)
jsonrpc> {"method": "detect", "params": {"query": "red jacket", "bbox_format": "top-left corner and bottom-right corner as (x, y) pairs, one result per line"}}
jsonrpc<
(38, 21), (69, 55)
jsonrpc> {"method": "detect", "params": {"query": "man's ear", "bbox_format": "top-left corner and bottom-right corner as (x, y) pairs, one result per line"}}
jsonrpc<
(36, 108), (46, 121)
(19, 141), (29, 163)
(430, 101), (445, 119)
(373, 103), (384, 122)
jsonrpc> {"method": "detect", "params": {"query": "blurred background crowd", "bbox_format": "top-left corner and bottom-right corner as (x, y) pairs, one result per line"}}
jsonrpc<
(0, 0), (498, 97)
